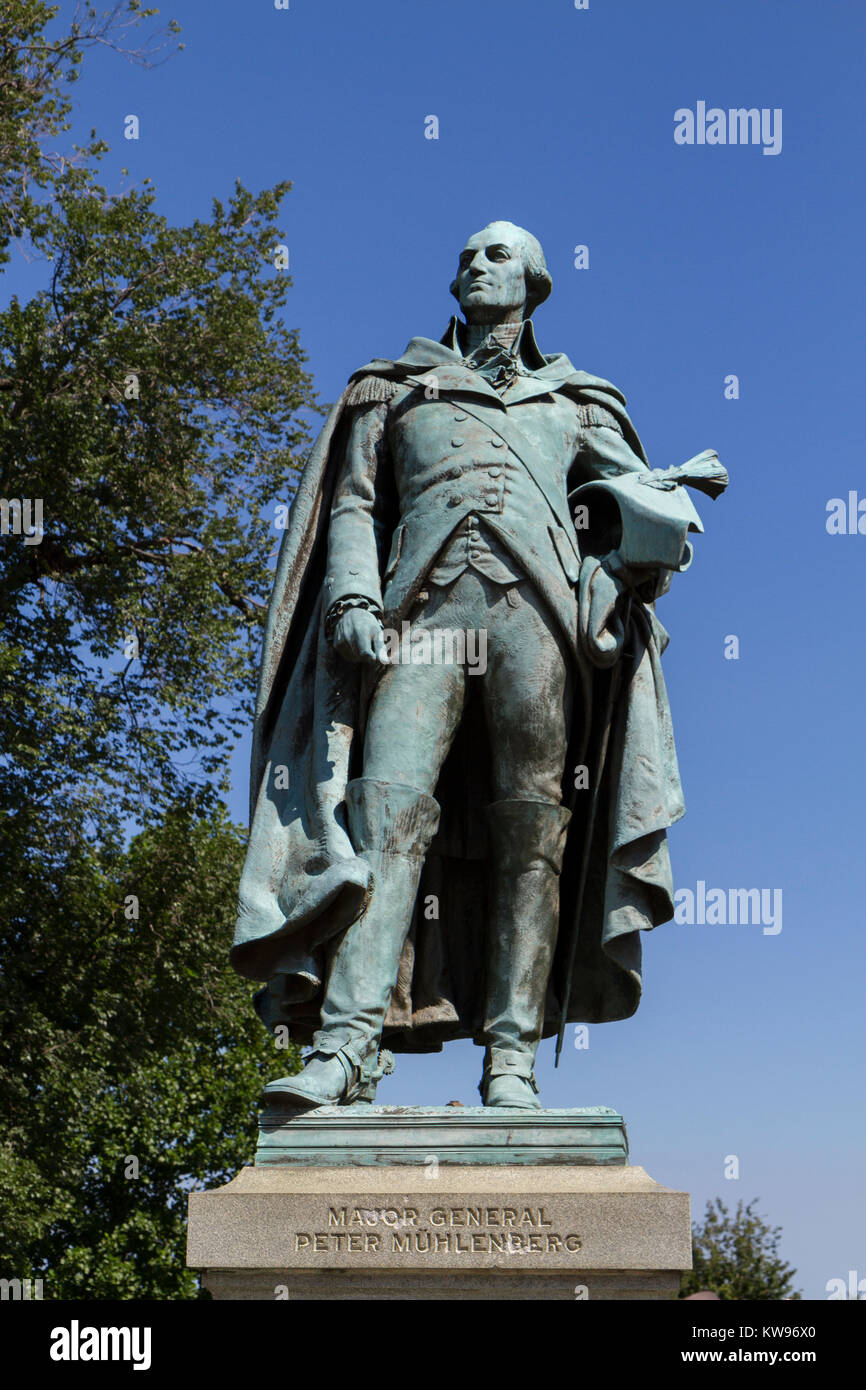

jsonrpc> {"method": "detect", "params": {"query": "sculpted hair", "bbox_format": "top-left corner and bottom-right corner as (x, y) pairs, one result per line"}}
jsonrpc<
(450, 222), (553, 316)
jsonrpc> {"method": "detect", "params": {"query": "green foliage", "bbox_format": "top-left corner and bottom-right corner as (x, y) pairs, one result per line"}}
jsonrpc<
(1, 0), (318, 841)
(0, 171), (316, 838)
(0, 2), (308, 1298)
(680, 1198), (801, 1301)
(0, 2), (180, 264)
(0, 798), (301, 1300)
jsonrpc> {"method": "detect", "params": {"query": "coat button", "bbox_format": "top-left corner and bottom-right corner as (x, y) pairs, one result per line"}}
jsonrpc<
(451, 437), (464, 448)
(484, 494), (499, 507)
(491, 439), (505, 448)
(453, 412), (468, 421)
(487, 468), (502, 478)
(449, 466), (463, 479)
(448, 495), (463, 507)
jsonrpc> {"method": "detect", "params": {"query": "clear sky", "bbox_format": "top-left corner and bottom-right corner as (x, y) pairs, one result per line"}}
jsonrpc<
(19, 0), (865, 1299)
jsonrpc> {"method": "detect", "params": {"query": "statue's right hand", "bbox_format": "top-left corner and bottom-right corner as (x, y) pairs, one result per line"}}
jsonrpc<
(332, 608), (388, 666)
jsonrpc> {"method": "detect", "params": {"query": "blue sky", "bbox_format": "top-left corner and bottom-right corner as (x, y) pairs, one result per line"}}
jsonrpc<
(15, 0), (865, 1299)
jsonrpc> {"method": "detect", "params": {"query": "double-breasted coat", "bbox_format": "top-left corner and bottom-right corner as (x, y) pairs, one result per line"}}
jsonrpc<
(231, 320), (688, 1049)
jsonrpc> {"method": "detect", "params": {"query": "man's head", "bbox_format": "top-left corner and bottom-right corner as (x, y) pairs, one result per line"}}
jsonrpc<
(450, 221), (552, 323)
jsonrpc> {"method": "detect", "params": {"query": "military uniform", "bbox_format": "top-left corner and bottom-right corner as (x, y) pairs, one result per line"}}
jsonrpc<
(293, 317), (652, 1107)
(324, 317), (647, 655)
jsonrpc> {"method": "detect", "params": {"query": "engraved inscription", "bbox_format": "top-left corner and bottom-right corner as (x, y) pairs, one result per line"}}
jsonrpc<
(295, 1205), (583, 1256)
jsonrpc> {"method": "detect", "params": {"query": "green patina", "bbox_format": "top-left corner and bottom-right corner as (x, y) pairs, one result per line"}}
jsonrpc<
(231, 220), (727, 1120)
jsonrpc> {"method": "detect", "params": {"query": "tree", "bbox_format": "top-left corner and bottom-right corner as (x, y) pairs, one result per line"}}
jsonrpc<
(1, 2), (317, 847)
(1, 171), (315, 843)
(0, 796), (302, 1300)
(0, 2), (309, 1296)
(0, 2), (180, 265)
(680, 1198), (801, 1301)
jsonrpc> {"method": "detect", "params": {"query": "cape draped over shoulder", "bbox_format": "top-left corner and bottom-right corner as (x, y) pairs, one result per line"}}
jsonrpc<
(231, 333), (685, 1049)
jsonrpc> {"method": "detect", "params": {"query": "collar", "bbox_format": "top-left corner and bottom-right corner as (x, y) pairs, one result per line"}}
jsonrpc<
(351, 325), (632, 419)
(439, 316), (549, 371)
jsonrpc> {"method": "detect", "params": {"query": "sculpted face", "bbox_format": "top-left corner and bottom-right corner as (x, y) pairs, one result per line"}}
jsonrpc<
(454, 224), (528, 324)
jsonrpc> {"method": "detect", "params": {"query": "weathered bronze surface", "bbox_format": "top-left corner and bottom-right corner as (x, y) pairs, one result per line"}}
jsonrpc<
(255, 1106), (628, 1167)
(230, 221), (727, 1112)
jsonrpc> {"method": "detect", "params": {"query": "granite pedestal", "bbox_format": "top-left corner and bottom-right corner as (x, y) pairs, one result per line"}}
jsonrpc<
(187, 1106), (691, 1300)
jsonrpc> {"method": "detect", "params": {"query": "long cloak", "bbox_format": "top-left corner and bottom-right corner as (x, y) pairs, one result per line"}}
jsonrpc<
(231, 339), (685, 1049)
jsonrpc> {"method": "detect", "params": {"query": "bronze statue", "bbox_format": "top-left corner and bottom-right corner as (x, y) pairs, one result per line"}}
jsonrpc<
(231, 221), (726, 1110)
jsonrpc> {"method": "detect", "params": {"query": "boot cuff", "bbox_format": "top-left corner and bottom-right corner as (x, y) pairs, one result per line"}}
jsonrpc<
(485, 1048), (537, 1081)
(346, 778), (441, 856)
(485, 799), (571, 873)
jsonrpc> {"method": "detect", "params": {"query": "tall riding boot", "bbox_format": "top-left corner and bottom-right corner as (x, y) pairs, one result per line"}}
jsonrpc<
(263, 778), (440, 1108)
(479, 799), (572, 1109)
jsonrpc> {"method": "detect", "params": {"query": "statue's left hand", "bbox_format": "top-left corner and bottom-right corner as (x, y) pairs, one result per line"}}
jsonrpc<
(602, 550), (668, 602)
(600, 551), (633, 589)
(578, 554), (632, 668)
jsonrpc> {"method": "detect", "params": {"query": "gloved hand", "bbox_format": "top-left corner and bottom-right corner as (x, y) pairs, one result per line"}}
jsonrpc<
(577, 552), (631, 669)
(333, 608), (389, 666)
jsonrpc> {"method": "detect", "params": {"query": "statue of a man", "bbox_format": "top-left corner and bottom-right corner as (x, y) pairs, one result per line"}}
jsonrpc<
(231, 221), (725, 1110)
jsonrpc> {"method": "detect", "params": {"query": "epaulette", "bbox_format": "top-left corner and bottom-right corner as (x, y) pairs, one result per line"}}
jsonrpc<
(344, 374), (402, 408)
(575, 402), (624, 433)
